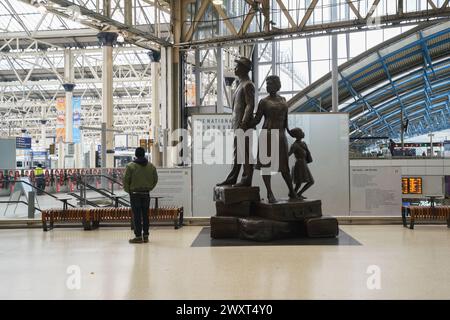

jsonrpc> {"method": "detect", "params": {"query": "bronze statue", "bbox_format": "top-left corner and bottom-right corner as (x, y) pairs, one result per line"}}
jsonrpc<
(251, 75), (297, 203)
(217, 57), (255, 187)
(289, 128), (314, 199)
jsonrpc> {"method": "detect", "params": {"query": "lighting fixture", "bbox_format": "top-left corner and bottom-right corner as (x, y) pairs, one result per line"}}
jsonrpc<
(212, 0), (223, 5)
(67, 5), (81, 21)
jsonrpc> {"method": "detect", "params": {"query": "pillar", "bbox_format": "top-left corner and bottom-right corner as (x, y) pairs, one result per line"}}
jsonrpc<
(90, 142), (96, 168)
(170, 0), (183, 167)
(97, 32), (118, 168)
(63, 83), (75, 144)
(331, 0), (339, 112)
(40, 106), (47, 148)
(149, 50), (162, 167)
(124, 0), (133, 25)
(194, 49), (201, 107)
(160, 46), (170, 167)
(58, 139), (64, 168)
(216, 46), (224, 113)
(272, 41), (278, 76)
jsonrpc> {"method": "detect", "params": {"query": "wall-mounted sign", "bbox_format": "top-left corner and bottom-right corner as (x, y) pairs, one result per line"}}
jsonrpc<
(16, 137), (32, 149)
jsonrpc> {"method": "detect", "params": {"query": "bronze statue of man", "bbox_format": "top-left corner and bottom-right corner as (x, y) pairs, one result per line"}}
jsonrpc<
(217, 57), (255, 187)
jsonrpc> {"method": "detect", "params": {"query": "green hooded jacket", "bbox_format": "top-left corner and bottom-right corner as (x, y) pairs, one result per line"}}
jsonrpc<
(123, 161), (158, 193)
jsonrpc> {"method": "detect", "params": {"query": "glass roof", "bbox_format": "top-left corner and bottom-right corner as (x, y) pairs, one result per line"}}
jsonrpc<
(0, 0), (86, 33)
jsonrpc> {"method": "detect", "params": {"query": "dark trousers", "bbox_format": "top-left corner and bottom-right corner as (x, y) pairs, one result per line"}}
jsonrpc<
(223, 135), (254, 185)
(130, 193), (150, 237)
(36, 176), (45, 194)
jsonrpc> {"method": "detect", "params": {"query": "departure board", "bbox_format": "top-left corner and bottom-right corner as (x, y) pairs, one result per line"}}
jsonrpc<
(402, 178), (409, 194)
(402, 177), (422, 194)
(409, 178), (422, 194)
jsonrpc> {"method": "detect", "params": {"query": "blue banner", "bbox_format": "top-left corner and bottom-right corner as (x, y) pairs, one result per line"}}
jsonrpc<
(73, 97), (81, 143)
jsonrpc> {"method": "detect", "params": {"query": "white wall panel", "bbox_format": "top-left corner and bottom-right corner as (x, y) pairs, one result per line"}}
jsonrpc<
(192, 113), (350, 216)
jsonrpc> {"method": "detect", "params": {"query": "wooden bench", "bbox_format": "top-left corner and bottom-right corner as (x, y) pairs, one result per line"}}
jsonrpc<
(42, 206), (183, 231)
(402, 206), (450, 229)
(42, 208), (91, 231)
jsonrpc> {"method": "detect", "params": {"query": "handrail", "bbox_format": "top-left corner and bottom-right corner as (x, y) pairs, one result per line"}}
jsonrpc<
(0, 200), (43, 212)
(83, 174), (123, 186)
(79, 181), (130, 207)
(0, 180), (75, 208)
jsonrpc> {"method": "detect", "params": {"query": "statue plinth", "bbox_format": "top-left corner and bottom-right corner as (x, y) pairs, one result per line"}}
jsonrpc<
(216, 201), (252, 217)
(254, 199), (322, 221)
(213, 186), (260, 204)
(211, 187), (338, 241)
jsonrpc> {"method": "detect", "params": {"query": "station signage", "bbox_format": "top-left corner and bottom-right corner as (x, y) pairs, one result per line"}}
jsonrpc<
(16, 137), (32, 149)
(402, 177), (423, 194)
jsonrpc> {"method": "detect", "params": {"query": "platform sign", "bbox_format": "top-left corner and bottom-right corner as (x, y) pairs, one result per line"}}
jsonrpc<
(32, 151), (47, 157)
(16, 137), (32, 149)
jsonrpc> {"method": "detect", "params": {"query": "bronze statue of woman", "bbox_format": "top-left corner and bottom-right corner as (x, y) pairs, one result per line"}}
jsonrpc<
(250, 75), (297, 203)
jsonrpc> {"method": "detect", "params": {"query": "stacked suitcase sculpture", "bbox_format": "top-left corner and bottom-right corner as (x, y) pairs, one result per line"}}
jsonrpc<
(211, 186), (339, 241)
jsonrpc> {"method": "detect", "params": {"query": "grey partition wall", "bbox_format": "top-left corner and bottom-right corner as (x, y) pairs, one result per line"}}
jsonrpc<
(191, 113), (350, 216)
(0, 138), (16, 169)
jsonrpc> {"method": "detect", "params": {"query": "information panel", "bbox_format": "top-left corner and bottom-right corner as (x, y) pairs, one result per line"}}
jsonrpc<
(151, 168), (192, 216)
(350, 166), (402, 216)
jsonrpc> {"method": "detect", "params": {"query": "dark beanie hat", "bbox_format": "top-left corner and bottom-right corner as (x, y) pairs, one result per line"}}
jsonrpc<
(135, 147), (145, 158)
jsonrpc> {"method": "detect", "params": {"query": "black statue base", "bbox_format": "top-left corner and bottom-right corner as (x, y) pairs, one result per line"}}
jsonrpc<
(211, 187), (338, 241)
(254, 199), (322, 221)
(213, 186), (260, 204)
(211, 216), (305, 241)
(216, 201), (252, 217)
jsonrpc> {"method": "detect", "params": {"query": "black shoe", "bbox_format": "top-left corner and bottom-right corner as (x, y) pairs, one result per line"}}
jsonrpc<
(143, 235), (149, 243)
(129, 237), (143, 244)
(232, 181), (251, 187)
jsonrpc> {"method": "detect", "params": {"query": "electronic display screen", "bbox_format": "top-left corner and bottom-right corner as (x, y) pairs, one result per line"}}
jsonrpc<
(402, 177), (422, 194)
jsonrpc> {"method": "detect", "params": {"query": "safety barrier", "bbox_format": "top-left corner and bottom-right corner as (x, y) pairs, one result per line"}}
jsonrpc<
(0, 168), (126, 195)
(42, 206), (183, 231)
(402, 206), (450, 229)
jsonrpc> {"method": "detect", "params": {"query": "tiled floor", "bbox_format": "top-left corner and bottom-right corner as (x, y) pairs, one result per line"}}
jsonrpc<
(0, 225), (449, 299)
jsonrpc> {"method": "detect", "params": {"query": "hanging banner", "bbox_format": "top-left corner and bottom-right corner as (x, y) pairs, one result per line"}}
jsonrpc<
(56, 98), (65, 142)
(72, 97), (81, 143)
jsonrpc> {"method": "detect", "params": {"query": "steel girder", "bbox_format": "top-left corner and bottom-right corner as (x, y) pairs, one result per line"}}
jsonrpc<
(179, 0), (450, 49)
(289, 22), (450, 140)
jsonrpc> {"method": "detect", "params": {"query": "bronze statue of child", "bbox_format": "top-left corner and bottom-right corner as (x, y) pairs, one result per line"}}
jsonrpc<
(288, 128), (314, 199)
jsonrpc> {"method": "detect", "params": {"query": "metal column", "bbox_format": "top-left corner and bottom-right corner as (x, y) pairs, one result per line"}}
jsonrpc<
(124, 0), (133, 25)
(63, 84), (75, 144)
(194, 49), (201, 107)
(271, 40), (277, 76)
(149, 50), (162, 167)
(97, 32), (118, 168)
(170, 0), (183, 167)
(331, 0), (339, 112)
(216, 46), (224, 113)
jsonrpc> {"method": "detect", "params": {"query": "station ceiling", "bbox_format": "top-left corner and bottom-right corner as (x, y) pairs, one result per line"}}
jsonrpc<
(288, 21), (450, 141)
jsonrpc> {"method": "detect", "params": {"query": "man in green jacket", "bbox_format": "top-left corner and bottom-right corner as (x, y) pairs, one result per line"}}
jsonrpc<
(123, 147), (158, 243)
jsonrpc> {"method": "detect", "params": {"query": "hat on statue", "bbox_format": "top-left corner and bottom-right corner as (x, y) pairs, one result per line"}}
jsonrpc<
(234, 56), (252, 71)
